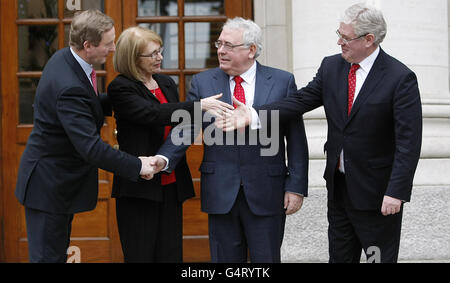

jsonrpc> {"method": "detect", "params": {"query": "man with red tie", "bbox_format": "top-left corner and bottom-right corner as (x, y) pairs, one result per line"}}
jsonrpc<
(156, 17), (309, 263)
(220, 4), (422, 263)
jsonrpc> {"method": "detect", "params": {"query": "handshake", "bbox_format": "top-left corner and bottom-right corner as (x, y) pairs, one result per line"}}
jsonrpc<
(138, 156), (167, 180)
(135, 94), (251, 181)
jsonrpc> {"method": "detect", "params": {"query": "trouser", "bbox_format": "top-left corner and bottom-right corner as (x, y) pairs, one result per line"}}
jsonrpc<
(208, 188), (286, 263)
(25, 206), (74, 263)
(328, 171), (403, 263)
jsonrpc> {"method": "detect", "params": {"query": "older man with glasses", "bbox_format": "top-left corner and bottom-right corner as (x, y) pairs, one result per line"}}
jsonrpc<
(154, 17), (309, 263)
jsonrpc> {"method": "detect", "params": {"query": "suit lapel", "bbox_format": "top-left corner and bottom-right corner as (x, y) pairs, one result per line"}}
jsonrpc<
(253, 62), (274, 107)
(210, 64), (273, 107)
(63, 48), (103, 128)
(153, 74), (178, 103)
(346, 49), (386, 125)
(212, 69), (233, 105)
(63, 48), (98, 97)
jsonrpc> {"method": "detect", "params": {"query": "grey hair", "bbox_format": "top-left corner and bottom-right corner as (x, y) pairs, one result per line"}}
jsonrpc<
(223, 17), (263, 59)
(341, 3), (387, 45)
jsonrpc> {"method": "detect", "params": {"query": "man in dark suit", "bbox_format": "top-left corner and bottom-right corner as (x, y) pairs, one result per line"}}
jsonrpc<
(219, 4), (422, 263)
(154, 18), (309, 263)
(15, 10), (158, 263)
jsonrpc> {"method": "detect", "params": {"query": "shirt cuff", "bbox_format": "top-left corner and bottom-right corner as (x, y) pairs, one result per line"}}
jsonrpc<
(249, 107), (261, 130)
(286, 191), (304, 197)
(155, 154), (169, 171)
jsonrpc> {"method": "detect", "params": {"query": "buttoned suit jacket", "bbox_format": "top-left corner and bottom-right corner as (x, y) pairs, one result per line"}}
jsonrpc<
(158, 62), (309, 216)
(259, 48), (422, 210)
(15, 47), (143, 214)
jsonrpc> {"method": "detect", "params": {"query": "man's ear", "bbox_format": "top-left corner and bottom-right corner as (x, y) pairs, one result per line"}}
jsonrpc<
(83, 40), (92, 51)
(365, 34), (376, 48)
(248, 44), (257, 59)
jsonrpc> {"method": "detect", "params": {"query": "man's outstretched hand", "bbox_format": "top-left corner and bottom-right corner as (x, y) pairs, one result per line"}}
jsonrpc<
(214, 96), (251, 132)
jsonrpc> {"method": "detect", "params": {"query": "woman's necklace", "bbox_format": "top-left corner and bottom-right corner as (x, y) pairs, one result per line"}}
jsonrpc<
(145, 77), (158, 95)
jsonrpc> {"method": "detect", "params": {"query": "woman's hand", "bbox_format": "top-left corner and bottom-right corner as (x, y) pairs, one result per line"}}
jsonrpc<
(200, 93), (234, 117)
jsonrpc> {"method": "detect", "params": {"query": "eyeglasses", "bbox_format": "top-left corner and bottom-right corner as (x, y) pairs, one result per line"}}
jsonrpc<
(336, 30), (368, 45)
(214, 40), (248, 51)
(140, 47), (164, 59)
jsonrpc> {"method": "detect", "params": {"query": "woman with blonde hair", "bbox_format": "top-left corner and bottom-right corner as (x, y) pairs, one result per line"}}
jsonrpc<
(108, 26), (231, 262)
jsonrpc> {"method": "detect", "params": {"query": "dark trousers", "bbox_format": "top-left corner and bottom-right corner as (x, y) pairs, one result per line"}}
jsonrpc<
(115, 183), (182, 263)
(208, 189), (286, 263)
(328, 171), (403, 263)
(25, 207), (74, 263)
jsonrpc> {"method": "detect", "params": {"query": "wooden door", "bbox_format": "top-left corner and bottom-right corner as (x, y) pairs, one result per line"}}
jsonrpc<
(0, 0), (125, 263)
(121, 0), (252, 262)
(0, 0), (252, 263)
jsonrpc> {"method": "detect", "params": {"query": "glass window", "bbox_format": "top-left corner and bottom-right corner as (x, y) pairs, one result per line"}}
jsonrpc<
(184, 0), (224, 16)
(138, 0), (178, 17)
(18, 25), (59, 72)
(18, 76), (104, 125)
(185, 75), (193, 98)
(170, 75), (180, 95)
(139, 23), (179, 69)
(64, 0), (105, 19)
(185, 22), (221, 69)
(19, 78), (39, 125)
(64, 24), (71, 47)
(18, 0), (58, 19)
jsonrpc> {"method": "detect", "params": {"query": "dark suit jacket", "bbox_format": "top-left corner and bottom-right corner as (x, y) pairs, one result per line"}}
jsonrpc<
(107, 74), (195, 203)
(15, 47), (143, 214)
(259, 48), (422, 210)
(158, 62), (309, 216)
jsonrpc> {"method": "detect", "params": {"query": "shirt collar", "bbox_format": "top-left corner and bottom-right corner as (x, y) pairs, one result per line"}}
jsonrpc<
(357, 46), (380, 74)
(70, 47), (94, 78)
(230, 61), (257, 84)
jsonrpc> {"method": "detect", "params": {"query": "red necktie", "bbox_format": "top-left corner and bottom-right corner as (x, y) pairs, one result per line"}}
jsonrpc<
(233, 76), (246, 108)
(90, 69), (98, 95)
(152, 88), (176, 186)
(347, 64), (360, 115)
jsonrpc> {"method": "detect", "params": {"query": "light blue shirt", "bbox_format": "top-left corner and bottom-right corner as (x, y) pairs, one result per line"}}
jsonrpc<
(70, 47), (95, 87)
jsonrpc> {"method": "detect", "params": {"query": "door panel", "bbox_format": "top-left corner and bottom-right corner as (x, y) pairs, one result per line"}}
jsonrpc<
(1, 0), (252, 263)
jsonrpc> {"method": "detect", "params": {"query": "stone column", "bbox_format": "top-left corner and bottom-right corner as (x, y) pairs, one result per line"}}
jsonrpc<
(254, 0), (293, 72)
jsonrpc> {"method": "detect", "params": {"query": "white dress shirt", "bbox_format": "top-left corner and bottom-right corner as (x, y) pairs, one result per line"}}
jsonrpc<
(230, 61), (257, 106)
(231, 61), (261, 129)
(339, 46), (380, 173)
